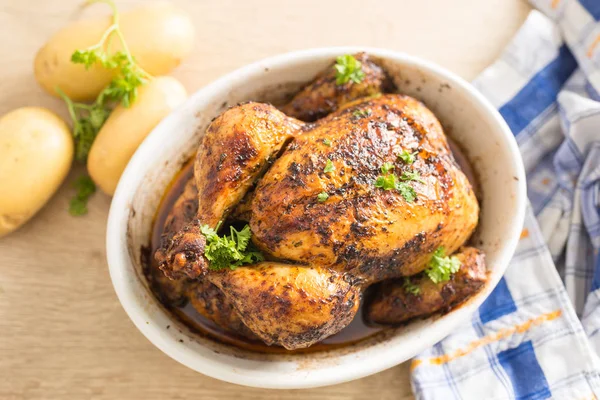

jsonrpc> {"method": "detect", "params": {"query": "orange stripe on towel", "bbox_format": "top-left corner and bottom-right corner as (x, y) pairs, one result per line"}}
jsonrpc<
(410, 359), (422, 372)
(520, 229), (529, 239)
(587, 34), (600, 58)
(421, 310), (562, 367)
(551, 0), (561, 9)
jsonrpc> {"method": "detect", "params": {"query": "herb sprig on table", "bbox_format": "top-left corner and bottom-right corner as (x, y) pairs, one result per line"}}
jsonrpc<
(69, 176), (97, 216)
(58, 0), (152, 215)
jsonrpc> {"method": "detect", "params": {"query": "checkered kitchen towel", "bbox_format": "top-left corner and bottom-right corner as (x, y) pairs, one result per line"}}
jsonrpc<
(411, 1), (600, 399)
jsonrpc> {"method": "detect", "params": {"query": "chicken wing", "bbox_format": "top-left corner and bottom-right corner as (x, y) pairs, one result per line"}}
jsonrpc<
(281, 52), (393, 121)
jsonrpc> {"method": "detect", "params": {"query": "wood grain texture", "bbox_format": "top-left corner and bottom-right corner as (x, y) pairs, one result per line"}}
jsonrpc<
(0, 0), (530, 398)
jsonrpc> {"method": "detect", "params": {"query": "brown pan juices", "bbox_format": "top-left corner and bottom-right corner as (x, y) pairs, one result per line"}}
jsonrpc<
(144, 138), (477, 354)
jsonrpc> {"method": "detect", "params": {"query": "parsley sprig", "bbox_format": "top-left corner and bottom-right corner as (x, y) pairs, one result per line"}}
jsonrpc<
(324, 159), (335, 173)
(398, 149), (417, 164)
(425, 247), (461, 284)
(69, 175), (96, 216)
(58, 0), (152, 162)
(400, 170), (425, 184)
(317, 192), (329, 202)
(58, 0), (154, 215)
(200, 224), (264, 271)
(381, 162), (394, 174)
(374, 162), (420, 202)
(334, 54), (366, 85)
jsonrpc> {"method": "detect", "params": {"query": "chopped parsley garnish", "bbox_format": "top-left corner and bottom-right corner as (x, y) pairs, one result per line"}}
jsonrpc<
(334, 54), (366, 85)
(352, 108), (372, 119)
(324, 159), (335, 173)
(400, 170), (425, 183)
(375, 173), (398, 191)
(374, 163), (417, 202)
(403, 278), (421, 295)
(381, 162), (395, 174)
(69, 175), (96, 216)
(398, 149), (417, 164)
(317, 192), (329, 202)
(425, 247), (461, 284)
(396, 182), (417, 202)
(200, 224), (264, 271)
(323, 138), (332, 146)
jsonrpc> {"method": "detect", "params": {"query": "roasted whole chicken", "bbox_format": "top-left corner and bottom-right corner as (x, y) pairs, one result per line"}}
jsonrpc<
(155, 54), (486, 350)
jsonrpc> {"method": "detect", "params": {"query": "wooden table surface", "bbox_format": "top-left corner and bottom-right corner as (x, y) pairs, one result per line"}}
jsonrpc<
(0, 1), (530, 398)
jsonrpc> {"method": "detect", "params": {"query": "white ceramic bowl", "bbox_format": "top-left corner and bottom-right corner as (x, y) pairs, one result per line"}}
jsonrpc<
(107, 47), (526, 389)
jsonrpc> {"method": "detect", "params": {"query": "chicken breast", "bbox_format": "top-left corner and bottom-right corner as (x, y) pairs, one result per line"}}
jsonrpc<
(252, 94), (479, 280)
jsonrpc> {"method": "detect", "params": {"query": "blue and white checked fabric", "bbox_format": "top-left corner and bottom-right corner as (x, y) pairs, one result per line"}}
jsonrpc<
(411, 1), (600, 398)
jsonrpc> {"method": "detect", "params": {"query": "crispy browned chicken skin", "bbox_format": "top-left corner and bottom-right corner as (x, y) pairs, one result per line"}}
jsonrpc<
(156, 55), (482, 350)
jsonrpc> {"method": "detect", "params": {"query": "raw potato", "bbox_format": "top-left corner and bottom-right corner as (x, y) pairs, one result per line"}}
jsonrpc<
(87, 76), (187, 195)
(0, 108), (73, 237)
(34, 3), (195, 101)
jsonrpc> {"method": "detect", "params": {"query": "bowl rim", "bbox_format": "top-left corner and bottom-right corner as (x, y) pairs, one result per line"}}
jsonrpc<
(106, 46), (527, 389)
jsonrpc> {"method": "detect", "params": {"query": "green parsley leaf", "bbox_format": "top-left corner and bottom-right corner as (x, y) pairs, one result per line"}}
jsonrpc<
(403, 278), (421, 295)
(231, 224), (251, 250)
(323, 138), (332, 146)
(324, 159), (335, 173)
(71, 49), (101, 69)
(200, 224), (264, 271)
(374, 162), (417, 202)
(69, 175), (96, 216)
(375, 173), (397, 190)
(352, 108), (372, 119)
(334, 54), (366, 85)
(425, 247), (461, 284)
(200, 224), (219, 240)
(398, 149), (417, 164)
(317, 192), (329, 202)
(381, 162), (395, 174)
(89, 106), (110, 130)
(395, 181), (417, 202)
(99, 61), (147, 107)
(400, 170), (425, 183)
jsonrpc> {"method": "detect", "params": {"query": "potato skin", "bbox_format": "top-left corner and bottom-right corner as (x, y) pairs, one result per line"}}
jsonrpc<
(0, 107), (73, 237)
(34, 3), (195, 101)
(87, 76), (187, 195)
